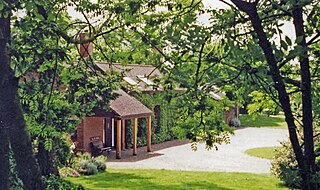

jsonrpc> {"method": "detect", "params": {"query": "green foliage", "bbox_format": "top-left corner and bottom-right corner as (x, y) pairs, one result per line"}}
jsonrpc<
(247, 91), (279, 116)
(58, 167), (80, 178)
(18, 59), (120, 172)
(72, 152), (92, 163)
(271, 139), (320, 189)
(125, 92), (179, 147)
(3, 0), (320, 188)
(93, 155), (107, 172)
(9, 149), (23, 190)
(174, 89), (234, 150)
(45, 175), (84, 190)
(71, 152), (107, 176)
(271, 141), (302, 189)
(76, 161), (98, 175)
(56, 134), (74, 167)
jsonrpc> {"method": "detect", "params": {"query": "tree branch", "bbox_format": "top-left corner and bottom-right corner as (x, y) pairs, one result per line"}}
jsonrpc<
(283, 77), (301, 88)
(307, 33), (320, 46)
(55, 26), (121, 44)
(230, 0), (258, 14)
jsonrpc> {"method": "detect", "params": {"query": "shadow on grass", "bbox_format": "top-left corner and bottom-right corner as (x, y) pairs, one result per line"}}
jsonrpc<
(68, 171), (232, 190)
(276, 182), (288, 189)
(240, 114), (286, 128)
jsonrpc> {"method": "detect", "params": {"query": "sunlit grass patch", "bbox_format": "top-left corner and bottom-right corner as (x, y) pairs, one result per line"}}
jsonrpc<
(240, 114), (287, 128)
(245, 146), (280, 159)
(67, 168), (287, 190)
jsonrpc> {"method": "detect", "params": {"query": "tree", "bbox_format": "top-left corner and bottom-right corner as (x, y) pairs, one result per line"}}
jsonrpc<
(227, 1), (318, 189)
(0, 0), (175, 188)
(131, 0), (253, 150)
(0, 0), (46, 188)
(1, 0), (122, 188)
(247, 90), (279, 116)
(136, 0), (320, 189)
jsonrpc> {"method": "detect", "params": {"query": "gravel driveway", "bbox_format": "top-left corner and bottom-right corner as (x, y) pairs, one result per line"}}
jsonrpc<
(107, 127), (288, 174)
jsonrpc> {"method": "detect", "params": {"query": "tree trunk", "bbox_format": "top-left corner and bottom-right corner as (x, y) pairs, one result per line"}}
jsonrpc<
(0, 9), (44, 190)
(37, 139), (59, 176)
(246, 2), (306, 171)
(230, 1), (314, 189)
(0, 123), (9, 190)
(292, 6), (316, 190)
(247, 9), (313, 189)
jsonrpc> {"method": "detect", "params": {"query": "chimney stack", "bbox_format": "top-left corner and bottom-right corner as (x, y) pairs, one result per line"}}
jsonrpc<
(79, 32), (93, 58)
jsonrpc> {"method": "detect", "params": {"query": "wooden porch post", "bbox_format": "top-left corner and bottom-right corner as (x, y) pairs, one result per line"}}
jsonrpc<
(121, 119), (126, 151)
(116, 119), (121, 159)
(133, 118), (138, 156)
(147, 115), (152, 152)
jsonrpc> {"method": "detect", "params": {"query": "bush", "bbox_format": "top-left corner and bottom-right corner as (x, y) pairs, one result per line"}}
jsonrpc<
(71, 152), (106, 175)
(271, 140), (320, 189)
(75, 160), (98, 175)
(59, 167), (80, 177)
(45, 175), (84, 190)
(56, 133), (74, 167)
(93, 155), (107, 172)
(271, 141), (302, 188)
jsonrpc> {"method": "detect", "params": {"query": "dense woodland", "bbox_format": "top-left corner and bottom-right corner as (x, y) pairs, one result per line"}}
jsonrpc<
(1, 0), (320, 189)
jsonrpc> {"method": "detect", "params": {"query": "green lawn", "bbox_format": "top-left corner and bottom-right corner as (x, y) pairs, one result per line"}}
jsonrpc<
(245, 146), (280, 159)
(240, 114), (287, 128)
(67, 169), (287, 190)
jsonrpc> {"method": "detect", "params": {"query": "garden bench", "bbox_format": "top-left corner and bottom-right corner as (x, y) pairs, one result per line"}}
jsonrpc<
(90, 140), (111, 156)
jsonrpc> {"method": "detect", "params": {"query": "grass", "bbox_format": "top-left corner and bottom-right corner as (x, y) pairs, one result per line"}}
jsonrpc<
(245, 146), (280, 159)
(67, 169), (288, 190)
(240, 114), (287, 128)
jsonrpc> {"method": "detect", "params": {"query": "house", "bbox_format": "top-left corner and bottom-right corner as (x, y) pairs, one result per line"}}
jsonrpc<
(74, 62), (240, 158)
(74, 33), (239, 159)
(74, 62), (163, 159)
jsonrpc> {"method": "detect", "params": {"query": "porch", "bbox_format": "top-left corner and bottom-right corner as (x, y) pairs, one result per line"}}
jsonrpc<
(75, 89), (153, 159)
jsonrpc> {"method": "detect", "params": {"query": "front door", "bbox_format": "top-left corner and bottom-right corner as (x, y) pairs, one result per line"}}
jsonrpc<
(103, 117), (113, 147)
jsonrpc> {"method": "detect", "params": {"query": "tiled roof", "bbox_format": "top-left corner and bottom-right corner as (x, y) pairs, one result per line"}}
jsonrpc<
(110, 89), (152, 119)
(95, 62), (162, 78)
(94, 62), (162, 92)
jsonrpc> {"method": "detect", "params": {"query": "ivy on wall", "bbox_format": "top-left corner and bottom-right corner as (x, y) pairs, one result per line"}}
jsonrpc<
(125, 92), (179, 148)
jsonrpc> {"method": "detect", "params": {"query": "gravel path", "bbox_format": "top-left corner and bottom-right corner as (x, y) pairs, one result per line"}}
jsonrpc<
(107, 127), (288, 174)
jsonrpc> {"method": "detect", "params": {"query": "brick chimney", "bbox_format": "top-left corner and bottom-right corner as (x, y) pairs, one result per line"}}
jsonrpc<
(79, 32), (93, 58)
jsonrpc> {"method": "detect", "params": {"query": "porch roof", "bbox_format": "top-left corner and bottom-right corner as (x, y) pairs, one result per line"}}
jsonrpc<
(110, 89), (152, 119)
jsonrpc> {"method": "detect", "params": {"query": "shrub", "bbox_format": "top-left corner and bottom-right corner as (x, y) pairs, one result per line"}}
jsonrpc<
(59, 167), (80, 177)
(71, 152), (106, 175)
(271, 141), (301, 188)
(271, 140), (320, 189)
(75, 152), (92, 161)
(45, 175), (84, 190)
(75, 160), (98, 175)
(93, 155), (107, 172)
(55, 134), (74, 168)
